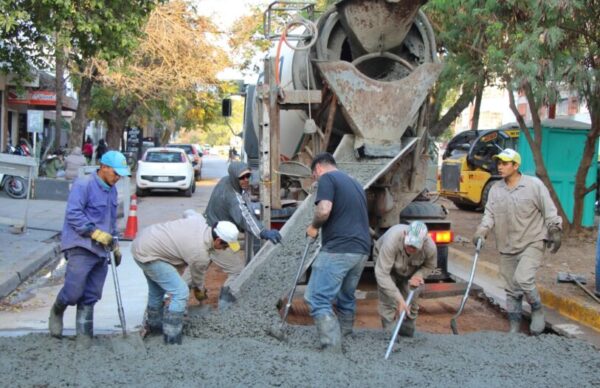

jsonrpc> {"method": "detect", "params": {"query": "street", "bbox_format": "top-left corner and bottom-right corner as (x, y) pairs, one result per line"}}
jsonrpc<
(0, 155), (229, 336)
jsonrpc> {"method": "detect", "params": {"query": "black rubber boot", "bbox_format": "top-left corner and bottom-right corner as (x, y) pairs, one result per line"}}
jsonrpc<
(399, 318), (416, 338)
(48, 299), (67, 338)
(524, 288), (545, 335)
(338, 312), (355, 337)
(314, 315), (341, 352)
(145, 305), (164, 335)
(163, 310), (184, 345)
(506, 295), (523, 334)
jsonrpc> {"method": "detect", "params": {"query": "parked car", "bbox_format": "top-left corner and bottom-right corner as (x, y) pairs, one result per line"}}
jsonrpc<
(166, 143), (202, 181)
(136, 147), (195, 197)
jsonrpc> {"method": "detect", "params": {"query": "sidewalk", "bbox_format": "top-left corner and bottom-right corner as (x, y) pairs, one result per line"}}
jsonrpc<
(0, 195), (66, 299)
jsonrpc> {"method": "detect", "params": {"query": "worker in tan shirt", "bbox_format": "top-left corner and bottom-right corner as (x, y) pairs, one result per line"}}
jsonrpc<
(473, 148), (562, 335)
(374, 221), (436, 337)
(132, 216), (240, 344)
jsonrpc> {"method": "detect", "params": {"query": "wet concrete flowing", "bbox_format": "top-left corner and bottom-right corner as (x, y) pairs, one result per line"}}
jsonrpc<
(1, 155), (599, 386)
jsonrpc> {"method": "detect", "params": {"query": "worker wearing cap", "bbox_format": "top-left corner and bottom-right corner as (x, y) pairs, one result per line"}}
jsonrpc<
(473, 148), (562, 335)
(132, 216), (240, 344)
(48, 151), (131, 342)
(204, 161), (282, 305)
(374, 221), (436, 337)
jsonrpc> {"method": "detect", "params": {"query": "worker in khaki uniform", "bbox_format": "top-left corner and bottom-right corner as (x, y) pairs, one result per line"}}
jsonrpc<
(374, 221), (436, 337)
(473, 148), (562, 335)
(132, 216), (240, 344)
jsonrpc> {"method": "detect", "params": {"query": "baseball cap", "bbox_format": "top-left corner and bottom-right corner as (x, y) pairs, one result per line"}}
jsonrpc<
(214, 221), (240, 252)
(100, 151), (131, 176)
(238, 168), (252, 179)
(404, 221), (428, 249)
(493, 148), (521, 164)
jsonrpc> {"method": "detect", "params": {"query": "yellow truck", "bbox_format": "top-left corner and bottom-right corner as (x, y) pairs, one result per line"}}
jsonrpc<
(439, 126), (519, 210)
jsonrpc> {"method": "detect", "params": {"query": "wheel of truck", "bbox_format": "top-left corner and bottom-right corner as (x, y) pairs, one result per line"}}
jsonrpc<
(454, 201), (478, 211)
(400, 201), (447, 220)
(477, 180), (497, 212)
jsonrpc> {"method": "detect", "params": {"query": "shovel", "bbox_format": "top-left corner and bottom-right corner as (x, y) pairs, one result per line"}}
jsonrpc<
(268, 237), (315, 341)
(557, 272), (600, 304)
(450, 238), (482, 335)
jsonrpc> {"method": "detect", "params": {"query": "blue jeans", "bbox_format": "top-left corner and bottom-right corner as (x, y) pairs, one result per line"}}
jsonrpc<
(136, 260), (189, 313)
(304, 252), (368, 318)
(58, 247), (108, 306)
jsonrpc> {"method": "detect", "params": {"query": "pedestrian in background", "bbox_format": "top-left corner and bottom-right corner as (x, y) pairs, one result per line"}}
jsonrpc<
(95, 139), (108, 163)
(64, 146), (87, 180)
(82, 136), (94, 163)
(48, 151), (130, 342)
(374, 221), (436, 338)
(132, 217), (240, 344)
(204, 161), (282, 306)
(305, 152), (371, 352)
(473, 148), (562, 335)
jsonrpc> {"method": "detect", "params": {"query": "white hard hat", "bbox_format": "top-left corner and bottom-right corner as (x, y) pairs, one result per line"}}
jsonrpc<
(404, 221), (429, 249)
(214, 221), (240, 252)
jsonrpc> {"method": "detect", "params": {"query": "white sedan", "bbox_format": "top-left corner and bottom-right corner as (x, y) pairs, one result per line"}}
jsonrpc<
(136, 147), (195, 197)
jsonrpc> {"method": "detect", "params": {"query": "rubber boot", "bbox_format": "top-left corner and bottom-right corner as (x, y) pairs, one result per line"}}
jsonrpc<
(145, 305), (164, 335)
(524, 288), (545, 335)
(48, 299), (67, 338)
(506, 295), (523, 334)
(338, 312), (355, 337)
(76, 305), (94, 347)
(314, 314), (341, 352)
(163, 310), (184, 345)
(399, 317), (416, 338)
(218, 286), (235, 311)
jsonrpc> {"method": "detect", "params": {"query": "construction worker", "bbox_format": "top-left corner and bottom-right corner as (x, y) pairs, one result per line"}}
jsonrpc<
(48, 151), (130, 341)
(473, 148), (562, 335)
(132, 216), (240, 344)
(204, 161), (282, 305)
(305, 152), (371, 351)
(374, 221), (436, 337)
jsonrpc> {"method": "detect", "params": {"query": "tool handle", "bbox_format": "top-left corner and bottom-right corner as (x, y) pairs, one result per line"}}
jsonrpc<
(385, 288), (417, 360)
(108, 250), (127, 335)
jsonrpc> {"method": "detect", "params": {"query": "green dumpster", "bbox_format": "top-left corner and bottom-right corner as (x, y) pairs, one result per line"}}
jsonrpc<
(516, 118), (596, 227)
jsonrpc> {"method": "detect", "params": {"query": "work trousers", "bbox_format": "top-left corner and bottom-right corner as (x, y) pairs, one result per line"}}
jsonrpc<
(377, 274), (420, 324)
(136, 260), (189, 313)
(499, 241), (545, 298)
(304, 252), (368, 318)
(181, 249), (245, 289)
(57, 247), (108, 306)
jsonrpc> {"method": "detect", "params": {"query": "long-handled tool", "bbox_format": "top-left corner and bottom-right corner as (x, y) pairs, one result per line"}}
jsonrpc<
(268, 237), (315, 341)
(108, 249), (127, 336)
(384, 287), (419, 360)
(450, 238), (482, 335)
(557, 272), (600, 304)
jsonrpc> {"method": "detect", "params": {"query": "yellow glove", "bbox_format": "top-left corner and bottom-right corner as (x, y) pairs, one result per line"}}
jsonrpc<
(113, 246), (122, 267)
(193, 287), (207, 301)
(91, 229), (113, 247)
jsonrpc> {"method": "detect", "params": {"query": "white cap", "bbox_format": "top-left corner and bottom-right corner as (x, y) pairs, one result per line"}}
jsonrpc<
(214, 221), (240, 252)
(404, 221), (429, 249)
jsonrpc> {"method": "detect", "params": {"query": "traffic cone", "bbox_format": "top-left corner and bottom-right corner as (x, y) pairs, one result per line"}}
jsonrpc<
(122, 194), (138, 240)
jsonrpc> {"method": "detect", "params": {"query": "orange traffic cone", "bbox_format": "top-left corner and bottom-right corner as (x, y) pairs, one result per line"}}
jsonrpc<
(122, 194), (138, 240)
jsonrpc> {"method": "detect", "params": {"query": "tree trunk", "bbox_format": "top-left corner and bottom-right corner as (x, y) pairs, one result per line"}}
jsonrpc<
(429, 88), (475, 137)
(470, 84), (483, 130)
(506, 81), (570, 232)
(53, 36), (66, 152)
(70, 64), (97, 149)
(101, 100), (138, 150)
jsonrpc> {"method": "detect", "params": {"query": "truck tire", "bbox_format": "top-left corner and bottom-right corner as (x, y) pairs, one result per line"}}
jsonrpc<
(400, 201), (447, 220)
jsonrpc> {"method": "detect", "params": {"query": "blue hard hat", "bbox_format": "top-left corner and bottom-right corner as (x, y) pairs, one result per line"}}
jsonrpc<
(100, 151), (131, 176)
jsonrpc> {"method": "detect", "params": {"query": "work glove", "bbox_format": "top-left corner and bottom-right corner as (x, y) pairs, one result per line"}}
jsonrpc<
(91, 229), (113, 248)
(472, 228), (486, 248)
(193, 287), (208, 302)
(546, 226), (562, 254)
(260, 229), (282, 244)
(112, 246), (122, 267)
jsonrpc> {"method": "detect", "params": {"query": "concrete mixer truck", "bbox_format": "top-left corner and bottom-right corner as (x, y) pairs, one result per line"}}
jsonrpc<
(238, 0), (453, 281)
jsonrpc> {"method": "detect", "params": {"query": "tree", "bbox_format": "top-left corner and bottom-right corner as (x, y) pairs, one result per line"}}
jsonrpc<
(92, 0), (231, 148)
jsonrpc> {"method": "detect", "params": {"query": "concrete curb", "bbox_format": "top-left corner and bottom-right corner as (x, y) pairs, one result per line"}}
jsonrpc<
(450, 246), (600, 333)
(0, 242), (61, 300)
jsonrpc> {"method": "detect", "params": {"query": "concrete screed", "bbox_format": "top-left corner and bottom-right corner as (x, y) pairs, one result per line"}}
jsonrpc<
(1, 162), (599, 386)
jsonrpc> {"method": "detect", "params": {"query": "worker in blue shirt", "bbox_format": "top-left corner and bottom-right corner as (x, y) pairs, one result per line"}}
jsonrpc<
(48, 151), (131, 342)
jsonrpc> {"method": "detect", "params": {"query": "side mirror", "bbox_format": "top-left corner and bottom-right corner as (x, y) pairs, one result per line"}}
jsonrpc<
(222, 98), (232, 117)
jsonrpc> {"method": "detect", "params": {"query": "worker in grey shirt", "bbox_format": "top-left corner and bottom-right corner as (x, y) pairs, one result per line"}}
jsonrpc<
(473, 148), (562, 335)
(374, 221), (436, 337)
(132, 216), (240, 344)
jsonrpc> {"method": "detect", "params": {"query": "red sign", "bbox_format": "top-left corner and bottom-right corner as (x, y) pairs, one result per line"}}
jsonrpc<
(8, 90), (77, 111)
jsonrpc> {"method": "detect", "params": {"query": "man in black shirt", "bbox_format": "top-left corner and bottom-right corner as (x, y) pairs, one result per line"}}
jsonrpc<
(305, 153), (371, 351)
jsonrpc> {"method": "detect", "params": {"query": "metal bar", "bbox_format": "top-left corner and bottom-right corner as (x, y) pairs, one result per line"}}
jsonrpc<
(268, 57), (282, 211)
(385, 288), (417, 360)
(450, 239), (482, 334)
(259, 61), (272, 228)
(108, 250), (127, 336)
